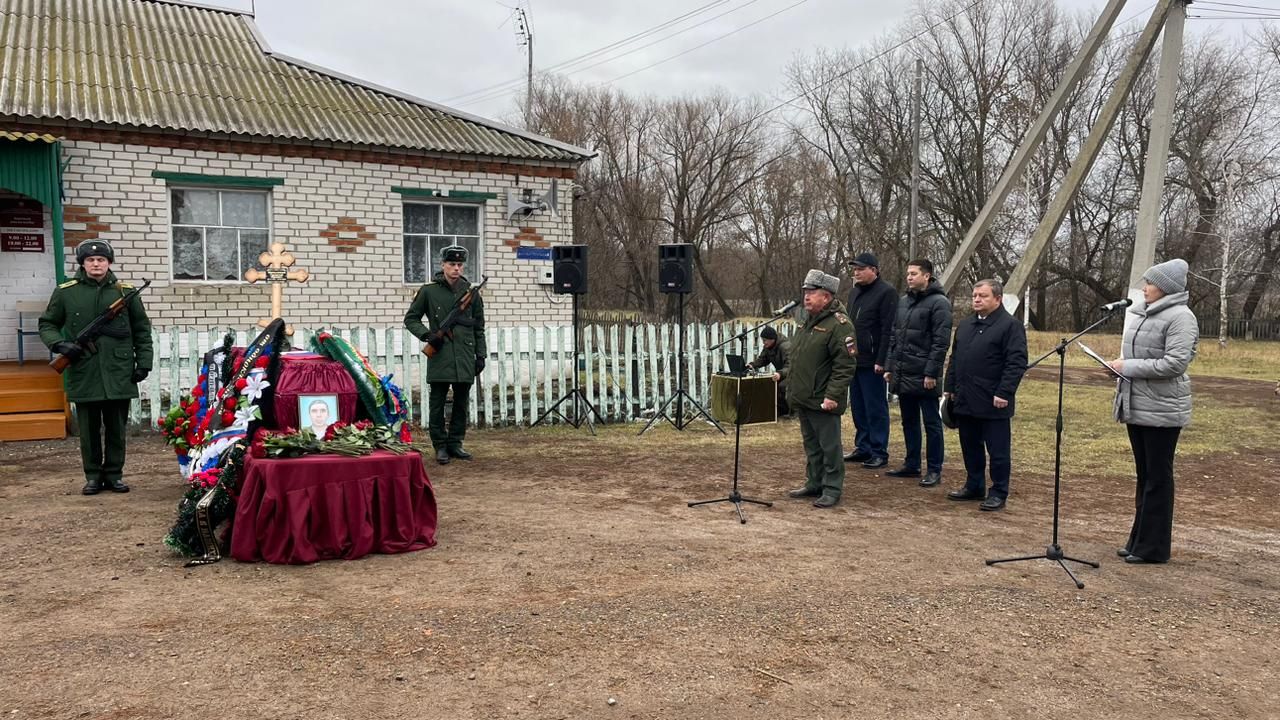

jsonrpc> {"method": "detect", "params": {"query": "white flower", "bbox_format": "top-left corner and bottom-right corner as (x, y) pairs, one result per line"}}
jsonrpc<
(241, 371), (271, 404)
(232, 404), (261, 429)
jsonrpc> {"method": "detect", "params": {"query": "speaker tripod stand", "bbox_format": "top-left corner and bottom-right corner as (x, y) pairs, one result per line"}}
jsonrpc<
(532, 293), (603, 434)
(687, 315), (787, 523)
(640, 293), (724, 435)
(984, 310), (1121, 588)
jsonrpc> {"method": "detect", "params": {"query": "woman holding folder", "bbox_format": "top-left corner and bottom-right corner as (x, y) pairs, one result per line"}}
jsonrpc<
(1108, 259), (1197, 565)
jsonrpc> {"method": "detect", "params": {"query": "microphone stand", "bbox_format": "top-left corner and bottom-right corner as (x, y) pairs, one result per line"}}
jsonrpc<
(984, 307), (1124, 588)
(687, 308), (792, 523)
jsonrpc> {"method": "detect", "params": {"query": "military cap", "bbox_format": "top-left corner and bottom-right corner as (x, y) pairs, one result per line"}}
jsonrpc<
(801, 269), (840, 294)
(440, 245), (468, 263)
(76, 240), (115, 264)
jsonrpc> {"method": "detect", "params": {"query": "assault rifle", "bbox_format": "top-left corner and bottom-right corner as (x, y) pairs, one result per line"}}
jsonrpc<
(50, 279), (151, 374)
(422, 276), (488, 358)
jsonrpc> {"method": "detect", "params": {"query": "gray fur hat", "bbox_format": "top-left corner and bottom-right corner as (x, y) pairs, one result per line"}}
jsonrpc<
(801, 269), (840, 294)
(1142, 258), (1188, 295)
(75, 240), (114, 264)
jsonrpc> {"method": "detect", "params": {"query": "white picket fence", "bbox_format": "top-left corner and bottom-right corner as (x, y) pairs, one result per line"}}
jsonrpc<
(125, 322), (796, 429)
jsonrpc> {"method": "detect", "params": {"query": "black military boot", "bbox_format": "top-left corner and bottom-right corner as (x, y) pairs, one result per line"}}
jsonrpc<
(448, 447), (473, 460)
(82, 477), (102, 495)
(435, 448), (451, 465)
(104, 477), (130, 493)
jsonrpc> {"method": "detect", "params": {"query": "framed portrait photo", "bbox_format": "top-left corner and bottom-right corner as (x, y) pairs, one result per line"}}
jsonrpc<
(299, 394), (339, 438)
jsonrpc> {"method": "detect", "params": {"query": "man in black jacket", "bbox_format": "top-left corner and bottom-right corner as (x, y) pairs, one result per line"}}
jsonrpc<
(746, 325), (791, 416)
(843, 252), (897, 467)
(884, 259), (951, 485)
(944, 279), (1028, 511)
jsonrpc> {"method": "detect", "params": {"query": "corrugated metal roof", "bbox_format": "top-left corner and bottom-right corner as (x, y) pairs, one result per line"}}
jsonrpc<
(0, 0), (592, 162)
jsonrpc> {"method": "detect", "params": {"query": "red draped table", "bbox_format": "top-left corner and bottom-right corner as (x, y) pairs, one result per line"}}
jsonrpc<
(230, 451), (437, 564)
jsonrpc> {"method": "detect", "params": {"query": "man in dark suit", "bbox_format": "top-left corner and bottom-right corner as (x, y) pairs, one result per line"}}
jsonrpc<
(843, 252), (898, 467)
(944, 279), (1028, 511)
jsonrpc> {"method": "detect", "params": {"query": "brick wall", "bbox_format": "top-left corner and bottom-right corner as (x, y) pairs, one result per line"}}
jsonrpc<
(55, 140), (576, 329)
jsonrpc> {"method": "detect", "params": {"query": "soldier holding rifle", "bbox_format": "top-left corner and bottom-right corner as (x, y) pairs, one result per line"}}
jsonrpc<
(404, 245), (487, 465)
(39, 240), (153, 495)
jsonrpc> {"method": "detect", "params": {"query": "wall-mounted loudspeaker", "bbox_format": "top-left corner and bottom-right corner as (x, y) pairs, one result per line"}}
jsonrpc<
(552, 244), (589, 295)
(658, 243), (693, 294)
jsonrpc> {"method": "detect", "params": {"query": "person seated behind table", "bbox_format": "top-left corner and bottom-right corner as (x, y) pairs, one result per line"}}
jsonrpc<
(307, 399), (333, 437)
(746, 325), (791, 417)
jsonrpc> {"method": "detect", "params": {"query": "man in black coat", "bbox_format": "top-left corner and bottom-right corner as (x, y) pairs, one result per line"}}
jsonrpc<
(843, 252), (898, 466)
(944, 279), (1028, 511)
(884, 259), (951, 484)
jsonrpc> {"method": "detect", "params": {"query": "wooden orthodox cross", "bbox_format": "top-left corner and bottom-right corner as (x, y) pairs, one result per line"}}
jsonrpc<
(244, 241), (310, 336)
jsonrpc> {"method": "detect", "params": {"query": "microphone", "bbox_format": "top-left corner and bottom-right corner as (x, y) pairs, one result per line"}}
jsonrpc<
(773, 300), (799, 315)
(1100, 298), (1133, 312)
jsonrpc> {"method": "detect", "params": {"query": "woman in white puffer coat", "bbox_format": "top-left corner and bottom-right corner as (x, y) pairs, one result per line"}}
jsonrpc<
(1108, 258), (1198, 565)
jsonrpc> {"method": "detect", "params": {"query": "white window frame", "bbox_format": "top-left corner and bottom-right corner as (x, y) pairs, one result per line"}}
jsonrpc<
(167, 185), (274, 284)
(401, 200), (485, 286)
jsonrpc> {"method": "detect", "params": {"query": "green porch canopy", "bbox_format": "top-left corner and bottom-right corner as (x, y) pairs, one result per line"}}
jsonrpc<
(0, 132), (65, 282)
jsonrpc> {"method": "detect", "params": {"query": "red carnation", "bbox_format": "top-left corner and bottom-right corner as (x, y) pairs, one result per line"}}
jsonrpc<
(399, 424), (412, 443)
(221, 411), (235, 425)
(224, 397), (237, 411)
(198, 374), (207, 384)
(192, 386), (204, 398)
(235, 378), (249, 390)
(255, 356), (270, 368)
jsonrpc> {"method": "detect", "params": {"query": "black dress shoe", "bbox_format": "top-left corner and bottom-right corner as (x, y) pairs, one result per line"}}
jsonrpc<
(1123, 554), (1167, 564)
(947, 488), (984, 501)
(861, 457), (888, 470)
(787, 486), (821, 498)
(81, 479), (102, 496)
(448, 447), (473, 460)
(435, 449), (451, 465)
(919, 471), (942, 487)
(843, 449), (870, 463)
(979, 496), (1006, 511)
(1117, 548), (1132, 558)
(104, 478), (130, 493)
(812, 493), (840, 508)
(885, 466), (921, 478)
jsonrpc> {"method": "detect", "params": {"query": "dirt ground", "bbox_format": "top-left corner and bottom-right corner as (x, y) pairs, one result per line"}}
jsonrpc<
(1, 374), (1278, 720)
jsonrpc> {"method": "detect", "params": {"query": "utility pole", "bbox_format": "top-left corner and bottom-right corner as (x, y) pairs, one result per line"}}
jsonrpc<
(515, 7), (533, 128)
(909, 57), (923, 261)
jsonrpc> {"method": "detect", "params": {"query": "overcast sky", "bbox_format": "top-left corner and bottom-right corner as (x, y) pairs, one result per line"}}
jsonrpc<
(216, 0), (1260, 127)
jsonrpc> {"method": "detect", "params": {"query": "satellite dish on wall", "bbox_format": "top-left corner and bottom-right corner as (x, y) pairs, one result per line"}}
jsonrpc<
(505, 180), (559, 222)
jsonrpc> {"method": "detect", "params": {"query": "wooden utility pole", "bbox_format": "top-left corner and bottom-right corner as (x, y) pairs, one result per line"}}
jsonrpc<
(1004, 0), (1178, 306)
(940, 0), (1131, 295)
(1127, 0), (1190, 305)
(909, 57), (923, 261)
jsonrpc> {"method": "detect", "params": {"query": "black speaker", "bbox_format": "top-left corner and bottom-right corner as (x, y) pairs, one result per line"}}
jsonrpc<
(658, 243), (693, 294)
(552, 245), (589, 295)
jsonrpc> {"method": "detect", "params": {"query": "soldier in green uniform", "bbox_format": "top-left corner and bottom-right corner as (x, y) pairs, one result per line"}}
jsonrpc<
(39, 240), (153, 495)
(403, 245), (487, 465)
(782, 269), (857, 508)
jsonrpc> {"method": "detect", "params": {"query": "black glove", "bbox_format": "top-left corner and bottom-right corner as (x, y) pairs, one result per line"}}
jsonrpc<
(51, 340), (83, 358)
(131, 367), (150, 384)
(475, 356), (486, 376)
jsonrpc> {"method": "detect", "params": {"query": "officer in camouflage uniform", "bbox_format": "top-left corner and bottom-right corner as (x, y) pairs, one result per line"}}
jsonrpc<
(403, 245), (487, 465)
(782, 269), (857, 508)
(39, 240), (153, 495)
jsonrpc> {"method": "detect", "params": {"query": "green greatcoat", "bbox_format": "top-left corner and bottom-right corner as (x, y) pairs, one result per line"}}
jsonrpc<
(403, 271), (488, 383)
(38, 268), (154, 402)
(782, 298), (857, 499)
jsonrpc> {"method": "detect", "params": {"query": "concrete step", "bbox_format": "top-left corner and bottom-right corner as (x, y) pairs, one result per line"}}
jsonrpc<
(0, 411), (67, 442)
(0, 387), (65, 414)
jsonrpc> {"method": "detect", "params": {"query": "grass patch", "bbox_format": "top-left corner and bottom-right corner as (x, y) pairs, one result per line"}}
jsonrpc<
(1026, 331), (1280, 382)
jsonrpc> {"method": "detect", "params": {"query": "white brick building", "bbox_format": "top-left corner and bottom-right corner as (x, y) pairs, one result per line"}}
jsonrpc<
(0, 0), (592, 361)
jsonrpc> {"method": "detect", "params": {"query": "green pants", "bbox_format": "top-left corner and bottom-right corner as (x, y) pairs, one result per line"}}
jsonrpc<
(429, 382), (472, 451)
(798, 407), (844, 497)
(76, 399), (130, 483)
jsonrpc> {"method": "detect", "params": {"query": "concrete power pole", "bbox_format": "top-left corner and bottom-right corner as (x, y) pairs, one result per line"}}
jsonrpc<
(909, 57), (923, 261)
(516, 7), (533, 128)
